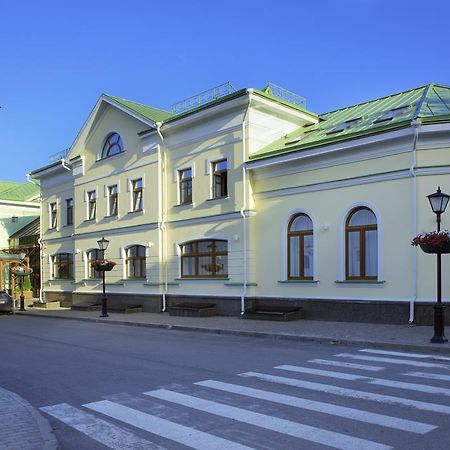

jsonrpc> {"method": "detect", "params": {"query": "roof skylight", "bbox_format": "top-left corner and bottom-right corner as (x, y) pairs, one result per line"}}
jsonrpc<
(373, 105), (410, 123)
(326, 118), (361, 135)
(285, 128), (316, 145)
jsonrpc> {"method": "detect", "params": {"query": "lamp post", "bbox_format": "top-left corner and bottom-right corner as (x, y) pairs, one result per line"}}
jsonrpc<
(97, 237), (110, 318)
(427, 186), (450, 343)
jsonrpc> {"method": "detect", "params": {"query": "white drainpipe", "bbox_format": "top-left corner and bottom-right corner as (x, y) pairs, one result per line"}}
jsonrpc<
(240, 90), (252, 314)
(156, 122), (168, 311)
(409, 119), (421, 324)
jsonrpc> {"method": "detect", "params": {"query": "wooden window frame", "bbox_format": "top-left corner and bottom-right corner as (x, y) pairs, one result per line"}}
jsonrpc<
(345, 207), (378, 280)
(131, 179), (143, 212)
(52, 253), (73, 279)
(287, 214), (313, 280)
(178, 168), (192, 204)
(101, 133), (124, 159)
(212, 159), (228, 199)
(180, 239), (228, 278)
(108, 185), (118, 216)
(126, 245), (146, 279)
(66, 198), (73, 226)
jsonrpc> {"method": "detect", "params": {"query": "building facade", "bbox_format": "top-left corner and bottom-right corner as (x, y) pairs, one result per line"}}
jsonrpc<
(30, 83), (450, 324)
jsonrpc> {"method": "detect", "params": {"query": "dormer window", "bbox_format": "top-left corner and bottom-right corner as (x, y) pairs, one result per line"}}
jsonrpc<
(102, 133), (124, 158)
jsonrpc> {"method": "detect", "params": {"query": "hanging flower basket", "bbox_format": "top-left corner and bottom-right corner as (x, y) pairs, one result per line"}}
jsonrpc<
(91, 259), (116, 272)
(411, 231), (450, 254)
(12, 267), (33, 277)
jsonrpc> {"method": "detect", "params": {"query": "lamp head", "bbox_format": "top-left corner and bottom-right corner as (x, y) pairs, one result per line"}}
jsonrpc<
(427, 186), (450, 215)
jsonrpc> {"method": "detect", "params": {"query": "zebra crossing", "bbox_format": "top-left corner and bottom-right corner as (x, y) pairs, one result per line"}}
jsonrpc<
(40, 348), (450, 449)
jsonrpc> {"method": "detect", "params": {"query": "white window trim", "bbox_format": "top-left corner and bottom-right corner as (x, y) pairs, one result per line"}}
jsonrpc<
(105, 182), (120, 217)
(127, 176), (145, 212)
(175, 164), (195, 205)
(207, 155), (230, 199)
(48, 201), (58, 230)
(281, 208), (318, 282)
(338, 201), (383, 282)
(85, 188), (98, 221)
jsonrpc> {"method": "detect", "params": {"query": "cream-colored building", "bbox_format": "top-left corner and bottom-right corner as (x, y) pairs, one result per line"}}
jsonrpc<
(30, 83), (450, 324)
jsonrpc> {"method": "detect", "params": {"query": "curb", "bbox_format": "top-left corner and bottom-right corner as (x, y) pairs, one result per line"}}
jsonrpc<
(16, 311), (450, 356)
(0, 387), (58, 450)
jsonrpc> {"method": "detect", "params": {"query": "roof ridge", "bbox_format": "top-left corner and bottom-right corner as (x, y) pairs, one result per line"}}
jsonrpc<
(320, 84), (430, 117)
(105, 94), (171, 115)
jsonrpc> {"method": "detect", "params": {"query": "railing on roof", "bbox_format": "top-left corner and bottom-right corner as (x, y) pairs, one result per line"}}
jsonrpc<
(265, 82), (306, 109)
(171, 82), (237, 115)
(49, 148), (70, 162)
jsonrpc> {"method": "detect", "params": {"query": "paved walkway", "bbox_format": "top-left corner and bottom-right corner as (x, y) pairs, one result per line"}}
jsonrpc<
(0, 386), (57, 450)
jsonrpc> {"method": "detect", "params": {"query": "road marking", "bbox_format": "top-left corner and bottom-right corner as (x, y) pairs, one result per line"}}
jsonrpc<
(360, 349), (450, 362)
(335, 353), (450, 369)
(309, 359), (384, 372)
(145, 388), (392, 450)
(40, 403), (162, 450)
(83, 400), (252, 450)
(84, 400), (253, 450)
(277, 365), (450, 396)
(405, 372), (450, 382)
(239, 372), (450, 414)
(195, 379), (436, 434)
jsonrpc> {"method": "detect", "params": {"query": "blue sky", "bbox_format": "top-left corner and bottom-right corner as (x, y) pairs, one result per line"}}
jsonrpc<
(1, 0), (450, 182)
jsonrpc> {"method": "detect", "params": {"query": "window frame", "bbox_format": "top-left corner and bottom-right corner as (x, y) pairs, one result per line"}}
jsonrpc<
(287, 213), (314, 281)
(49, 202), (57, 229)
(101, 132), (124, 159)
(87, 190), (97, 220)
(345, 207), (378, 280)
(52, 253), (73, 279)
(131, 178), (143, 212)
(126, 245), (146, 279)
(178, 168), (193, 204)
(211, 159), (228, 199)
(65, 198), (73, 226)
(108, 185), (118, 216)
(87, 249), (103, 279)
(180, 239), (228, 278)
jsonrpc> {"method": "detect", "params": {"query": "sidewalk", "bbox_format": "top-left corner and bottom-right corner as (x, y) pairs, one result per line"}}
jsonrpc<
(17, 307), (450, 355)
(0, 387), (57, 450)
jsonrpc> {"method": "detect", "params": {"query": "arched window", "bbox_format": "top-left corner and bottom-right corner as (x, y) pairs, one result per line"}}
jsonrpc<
(52, 253), (73, 279)
(126, 245), (146, 278)
(87, 249), (103, 279)
(181, 239), (228, 278)
(346, 207), (378, 280)
(287, 214), (313, 280)
(102, 133), (124, 158)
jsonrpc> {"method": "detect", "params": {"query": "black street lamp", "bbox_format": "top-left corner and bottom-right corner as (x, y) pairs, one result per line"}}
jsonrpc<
(427, 186), (450, 343)
(97, 237), (110, 318)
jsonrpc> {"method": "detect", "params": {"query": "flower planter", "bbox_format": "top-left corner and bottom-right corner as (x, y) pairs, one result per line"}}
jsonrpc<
(419, 242), (450, 254)
(14, 269), (32, 276)
(93, 263), (115, 272)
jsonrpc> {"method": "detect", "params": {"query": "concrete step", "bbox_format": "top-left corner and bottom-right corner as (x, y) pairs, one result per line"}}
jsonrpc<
(169, 302), (217, 317)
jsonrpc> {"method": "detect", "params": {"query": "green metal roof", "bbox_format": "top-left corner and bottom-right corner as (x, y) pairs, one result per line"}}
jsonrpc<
(0, 182), (40, 202)
(250, 83), (450, 161)
(105, 95), (173, 123)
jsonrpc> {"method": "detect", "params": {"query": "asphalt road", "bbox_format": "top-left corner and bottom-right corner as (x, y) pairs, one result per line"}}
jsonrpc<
(1, 315), (450, 450)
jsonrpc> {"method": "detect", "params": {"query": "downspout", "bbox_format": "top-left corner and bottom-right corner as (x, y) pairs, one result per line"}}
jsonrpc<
(240, 89), (252, 314)
(26, 173), (44, 302)
(156, 122), (168, 311)
(409, 118), (421, 324)
(61, 158), (71, 171)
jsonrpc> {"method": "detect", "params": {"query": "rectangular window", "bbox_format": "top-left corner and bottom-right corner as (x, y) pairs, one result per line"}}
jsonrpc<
(132, 179), (143, 212)
(87, 191), (96, 220)
(181, 239), (228, 278)
(49, 202), (57, 229)
(52, 253), (73, 279)
(178, 168), (192, 204)
(66, 198), (73, 226)
(108, 185), (118, 216)
(212, 159), (228, 198)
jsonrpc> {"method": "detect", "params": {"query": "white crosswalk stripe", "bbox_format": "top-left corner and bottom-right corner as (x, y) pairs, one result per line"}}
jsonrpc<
(239, 371), (450, 414)
(359, 349), (450, 361)
(195, 379), (436, 434)
(145, 388), (392, 450)
(39, 403), (163, 449)
(276, 364), (450, 396)
(84, 400), (254, 450)
(335, 352), (450, 369)
(40, 347), (450, 450)
(308, 358), (384, 371)
(406, 371), (450, 382)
